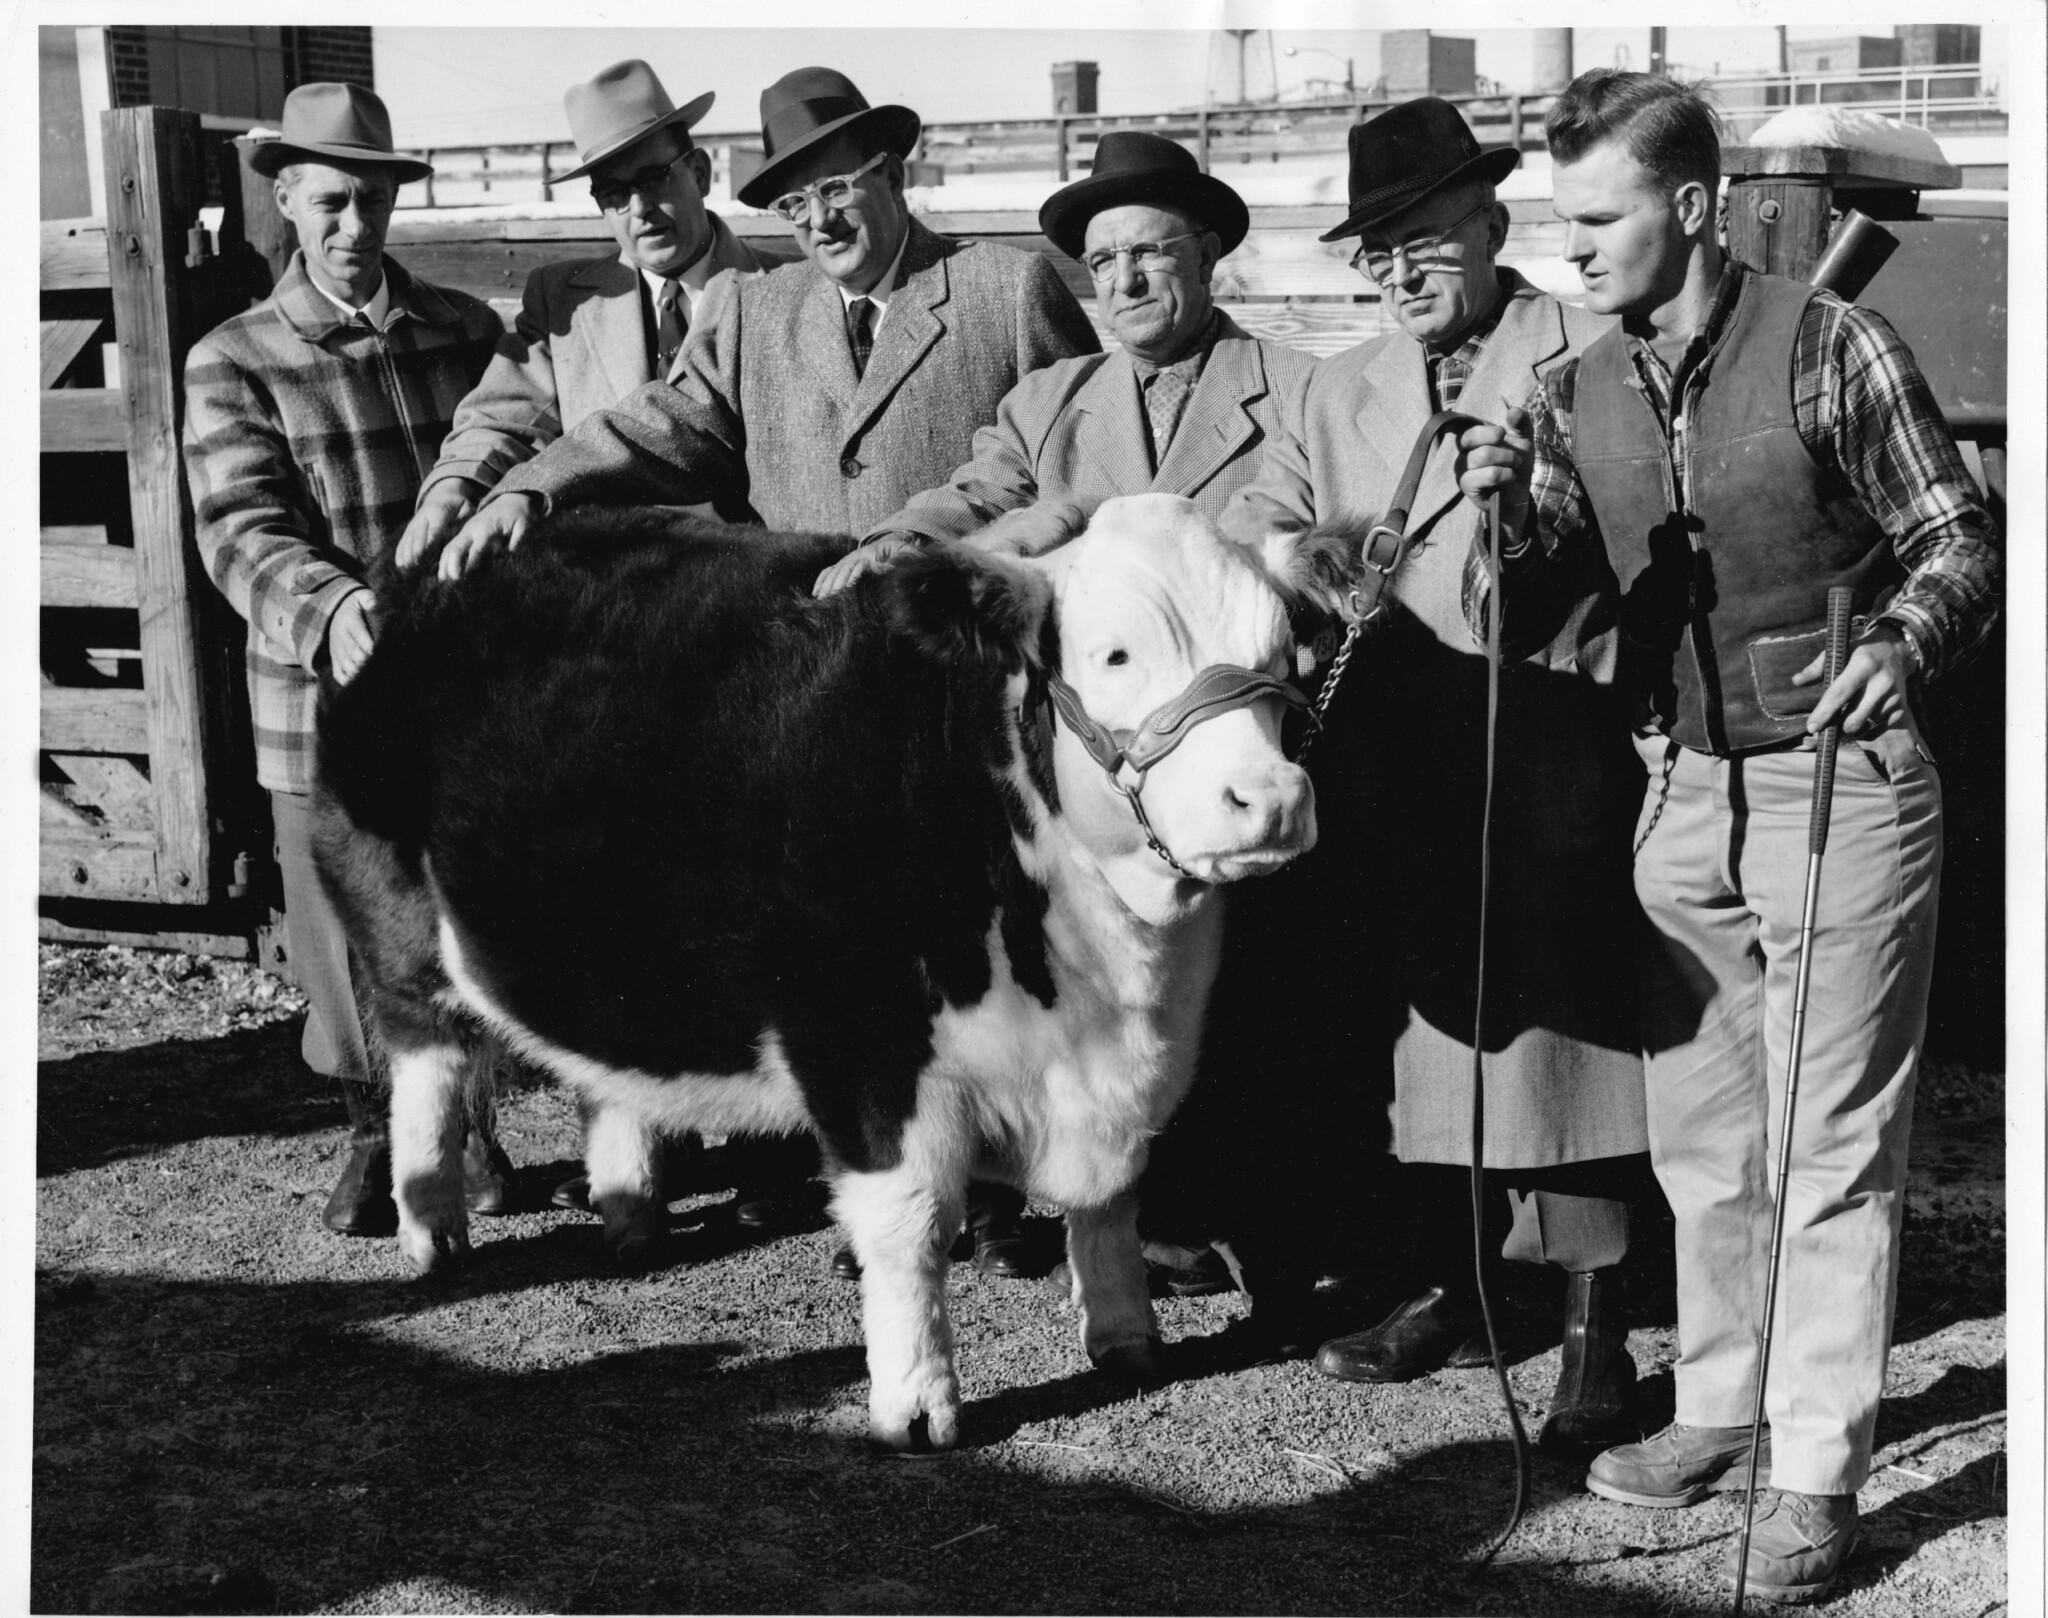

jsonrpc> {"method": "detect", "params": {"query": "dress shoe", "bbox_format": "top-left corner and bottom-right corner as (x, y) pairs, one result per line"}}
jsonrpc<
(551, 1173), (593, 1213)
(1728, 1491), (1858, 1605)
(1587, 1421), (1771, 1508)
(323, 1079), (396, 1236)
(831, 1244), (862, 1281)
(1157, 1245), (1238, 1297)
(1315, 1284), (1484, 1383)
(969, 1206), (1033, 1279)
(733, 1195), (779, 1231)
(1537, 1269), (1638, 1459)
(463, 1130), (517, 1216)
(322, 1138), (397, 1236)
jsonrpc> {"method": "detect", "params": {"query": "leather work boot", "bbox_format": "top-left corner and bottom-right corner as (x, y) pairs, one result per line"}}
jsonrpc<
(1586, 1421), (1771, 1508)
(323, 1078), (396, 1237)
(1315, 1284), (1485, 1383)
(1537, 1269), (1639, 1460)
(1727, 1490), (1859, 1605)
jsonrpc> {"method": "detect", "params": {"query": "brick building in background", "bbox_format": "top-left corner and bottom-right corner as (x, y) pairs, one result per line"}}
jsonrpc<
(41, 25), (374, 218)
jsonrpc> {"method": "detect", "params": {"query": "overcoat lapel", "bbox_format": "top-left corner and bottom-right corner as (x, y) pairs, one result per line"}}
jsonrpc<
(1406, 277), (1570, 535)
(1352, 337), (1433, 523)
(1152, 321), (1266, 499)
(1067, 352), (1156, 493)
(846, 222), (947, 439)
(573, 254), (654, 405)
(800, 266), (863, 413)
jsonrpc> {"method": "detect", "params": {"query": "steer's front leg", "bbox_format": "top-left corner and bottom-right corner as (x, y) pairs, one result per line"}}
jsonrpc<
(583, 1102), (665, 1266)
(835, 1169), (965, 1451)
(389, 1042), (472, 1274)
(1066, 1192), (1166, 1385)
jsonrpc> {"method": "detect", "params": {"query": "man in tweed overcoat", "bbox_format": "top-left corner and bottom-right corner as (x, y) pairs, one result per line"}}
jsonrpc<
(181, 85), (503, 1236)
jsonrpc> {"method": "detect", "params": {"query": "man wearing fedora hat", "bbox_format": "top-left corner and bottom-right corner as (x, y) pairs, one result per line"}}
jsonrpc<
(397, 59), (777, 1227)
(1220, 97), (1650, 1453)
(431, 65), (1096, 582)
(834, 130), (1312, 581)
(183, 83), (506, 1237)
(402, 61), (764, 568)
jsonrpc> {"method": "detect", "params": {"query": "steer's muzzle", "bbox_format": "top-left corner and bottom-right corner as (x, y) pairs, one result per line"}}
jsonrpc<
(1193, 760), (1317, 882)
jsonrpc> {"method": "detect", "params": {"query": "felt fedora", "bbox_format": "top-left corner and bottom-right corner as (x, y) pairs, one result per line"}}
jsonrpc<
(735, 68), (920, 209)
(247, 82), (433, 183)
(556, 60), (716, 183)
(1039, 130), (1250, 259)
(1317, 97), (1520, 243)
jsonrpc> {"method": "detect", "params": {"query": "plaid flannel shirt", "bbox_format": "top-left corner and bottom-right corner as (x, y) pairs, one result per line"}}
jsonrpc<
(183, 252), (501, 794)
(1480, 258), (1999, 686)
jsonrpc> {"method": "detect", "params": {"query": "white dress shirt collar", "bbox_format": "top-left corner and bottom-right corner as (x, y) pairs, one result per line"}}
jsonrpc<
(311, 268), (393, 329)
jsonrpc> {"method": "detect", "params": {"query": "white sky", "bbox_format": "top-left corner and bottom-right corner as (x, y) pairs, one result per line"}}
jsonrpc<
(374, 20), (2015, 147)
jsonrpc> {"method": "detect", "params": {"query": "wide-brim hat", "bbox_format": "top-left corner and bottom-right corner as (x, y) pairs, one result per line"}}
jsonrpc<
(735, 67), (921, 209)
(1040, 130), (1250, 259)
(556, 60), (716, 183)
(1317, 97), (1520, 243)
(247, 82), (433, 183)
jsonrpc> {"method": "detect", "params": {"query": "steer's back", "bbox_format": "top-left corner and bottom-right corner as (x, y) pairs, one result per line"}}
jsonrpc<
(316, 512), (1030, 1136)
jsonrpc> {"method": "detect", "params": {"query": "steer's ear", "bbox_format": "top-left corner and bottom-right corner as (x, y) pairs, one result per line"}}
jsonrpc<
(1251, 523), (1360, 626)
(882, 543), (1055, 674)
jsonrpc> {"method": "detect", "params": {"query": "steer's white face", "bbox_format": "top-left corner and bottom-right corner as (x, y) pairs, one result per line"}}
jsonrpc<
(1032, 494), (1318, 908)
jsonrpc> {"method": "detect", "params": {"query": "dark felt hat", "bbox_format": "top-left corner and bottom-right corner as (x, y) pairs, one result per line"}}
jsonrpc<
(247, 82), (433, 183)
(1039, 131), (1250, 258)
(1317, 97), (1520, 243)
(735, 68), (921, 209)
(555, 60), (715, 183)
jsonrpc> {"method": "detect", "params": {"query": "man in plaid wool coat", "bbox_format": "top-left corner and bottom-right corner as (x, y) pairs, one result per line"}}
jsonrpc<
(182, 84), (503, 1237)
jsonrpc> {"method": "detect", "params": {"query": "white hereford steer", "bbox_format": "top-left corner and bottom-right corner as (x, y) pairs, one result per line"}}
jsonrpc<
(314, 493), (1343, 1448)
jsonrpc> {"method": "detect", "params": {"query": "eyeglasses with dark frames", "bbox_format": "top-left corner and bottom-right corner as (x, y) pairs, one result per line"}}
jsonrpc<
(590, 151), (692, 213)
(1349, 201), (1492, 286)
(766, 152), (889, 223)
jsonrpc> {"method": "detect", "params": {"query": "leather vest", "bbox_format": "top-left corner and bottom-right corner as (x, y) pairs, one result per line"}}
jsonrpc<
(1572, 270), (1897, 753)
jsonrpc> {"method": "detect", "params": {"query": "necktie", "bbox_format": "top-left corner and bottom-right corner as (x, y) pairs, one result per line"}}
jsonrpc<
(846, 296), (875, 380)
(654, 278), (686, 376)
(1143, 366), (1192, 470)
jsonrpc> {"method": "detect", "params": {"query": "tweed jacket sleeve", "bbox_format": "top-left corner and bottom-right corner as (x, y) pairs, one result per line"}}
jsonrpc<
(421, 261), (574, 499)
(183, 332), (374, 674)
(489, 271), (751, 517)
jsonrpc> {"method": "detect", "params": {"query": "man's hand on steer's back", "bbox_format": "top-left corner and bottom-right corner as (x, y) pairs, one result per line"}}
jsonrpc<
(396, 479), (482, 572)
(324, 589), (379, 685)
(1455, 406), (1534, 537)
(814, 536), (916, 597)
(438, 492), (543, 581)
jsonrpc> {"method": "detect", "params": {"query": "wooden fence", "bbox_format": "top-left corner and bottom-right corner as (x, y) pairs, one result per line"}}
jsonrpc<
(40, 107), (268, 955)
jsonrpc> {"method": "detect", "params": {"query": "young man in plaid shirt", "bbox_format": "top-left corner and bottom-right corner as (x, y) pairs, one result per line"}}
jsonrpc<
(182, 84), (503, 1236)
(1457, 71), (1998, 1604)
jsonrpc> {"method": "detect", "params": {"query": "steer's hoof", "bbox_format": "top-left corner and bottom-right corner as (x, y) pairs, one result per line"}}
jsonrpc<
(870, 1398), (961, 1454)
(398, 1221), (471, 1277)
(1091, 1338), (1170, 1389)
(597, 1193), (666, 1268)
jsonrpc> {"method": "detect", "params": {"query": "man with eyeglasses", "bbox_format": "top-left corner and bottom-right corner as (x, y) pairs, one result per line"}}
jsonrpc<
(399, 60), (773, 1228)
(1219, 97), (1651, 1454)
(401, 61), (762, 567)
(430, 65), (1096, 588)
(829, 131), (1311, 590)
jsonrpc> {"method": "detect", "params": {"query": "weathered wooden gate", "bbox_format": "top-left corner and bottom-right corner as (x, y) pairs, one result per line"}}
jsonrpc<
(40, 107), (267, 956)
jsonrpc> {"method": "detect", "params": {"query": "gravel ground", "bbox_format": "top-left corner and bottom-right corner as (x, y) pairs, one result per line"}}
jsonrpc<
(34, 944), (2007, 1615)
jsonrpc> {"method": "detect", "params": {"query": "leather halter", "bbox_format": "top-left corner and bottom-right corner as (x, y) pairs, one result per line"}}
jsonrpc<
(1034, 663), (1317, 879)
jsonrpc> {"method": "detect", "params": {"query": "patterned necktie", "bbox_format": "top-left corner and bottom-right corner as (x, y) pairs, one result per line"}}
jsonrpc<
(846, 296), (875, 379)
(654, 278), (686, 377)
(1143, 366), (1193, 470)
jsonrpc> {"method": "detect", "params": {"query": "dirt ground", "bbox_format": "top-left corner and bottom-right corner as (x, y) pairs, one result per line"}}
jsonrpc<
(34, 944), (2008, 1616)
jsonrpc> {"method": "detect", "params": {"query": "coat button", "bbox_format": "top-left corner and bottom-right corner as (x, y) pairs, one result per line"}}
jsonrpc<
(840, 455), (862, 479)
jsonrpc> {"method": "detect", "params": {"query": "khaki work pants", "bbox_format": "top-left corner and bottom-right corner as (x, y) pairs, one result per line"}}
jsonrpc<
(1631, 726), (1942, 1495)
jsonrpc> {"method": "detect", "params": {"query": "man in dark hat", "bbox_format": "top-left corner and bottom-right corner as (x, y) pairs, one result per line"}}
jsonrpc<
(432, 65), (1097, 578)
(430, 66), (1097, 1278)
(1219, 96), (1650, 1454)
(182, 84), (506, 1236)
(827, 130), (1311, 585)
